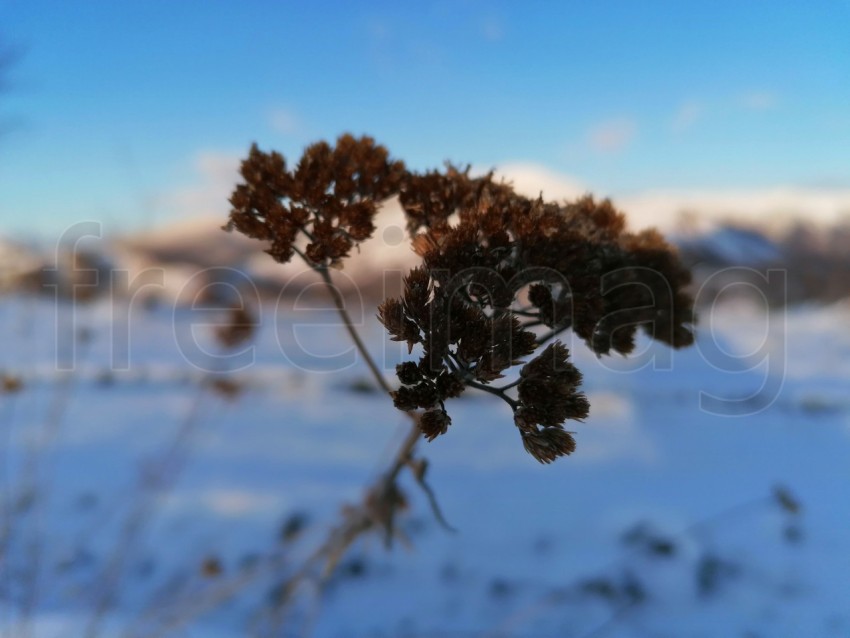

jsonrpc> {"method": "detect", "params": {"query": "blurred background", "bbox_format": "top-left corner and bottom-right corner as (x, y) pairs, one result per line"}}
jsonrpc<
(2, 0), (850, 302)
(1, 2), (849, 637)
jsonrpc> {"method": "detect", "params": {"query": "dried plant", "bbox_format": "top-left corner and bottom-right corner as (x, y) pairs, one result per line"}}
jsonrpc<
(221, 133), (696, 625)
(223, 135), (435, 576)
(226, 134), (406, 268)
(383, 182), (695, 462)
(213, 304), (258, 351)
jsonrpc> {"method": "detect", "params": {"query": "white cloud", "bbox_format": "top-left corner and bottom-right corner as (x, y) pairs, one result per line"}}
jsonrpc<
(366, 18), (390, 41)
(617, 186), (850, 232)
(268, 107), (302, 135)
(478, 163), (850, 234)
(154, 148), (850, 262)
(195, 150), (241, 184)
(587, 118), (637, 154)
(156, 150), (242, 220)
(480, 17), (504, 41)
(739, 91), (778, 111)
(671, 101), (703, 133)
(489, 162), (586, 201)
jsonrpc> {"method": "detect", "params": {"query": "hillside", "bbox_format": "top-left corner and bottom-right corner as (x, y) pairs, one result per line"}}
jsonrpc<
(2, 204), (849, 307)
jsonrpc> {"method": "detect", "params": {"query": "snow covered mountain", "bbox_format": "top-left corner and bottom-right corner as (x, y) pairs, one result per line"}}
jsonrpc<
(2, 205), (848, 306)
(673, 223), (782, 267)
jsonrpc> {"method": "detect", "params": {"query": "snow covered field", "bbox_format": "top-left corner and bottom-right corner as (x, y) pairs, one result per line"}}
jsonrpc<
(1, 293), (849, 637)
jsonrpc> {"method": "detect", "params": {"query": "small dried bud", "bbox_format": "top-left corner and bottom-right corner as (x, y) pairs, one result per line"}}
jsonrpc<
(515, 342), (589, 433)
(521, 427), (577, 464)
(391, 381), (439, 411)
(207, 377), (243, 401)
(226, 135), (406, 269)
(201, 556), (223, 578)
(773, 485), (801, 515)
(279, 512), (309, 543)
(419, 409), (451, 441)
(391, 386), (420, 412)
(1, 374), (23, 394)
(396, 362), (421, 385)
(435, 370), (465, 399)
(378, 298), (421, 352)
(214, 305), (257, 350)
(403, 267), (432, 314)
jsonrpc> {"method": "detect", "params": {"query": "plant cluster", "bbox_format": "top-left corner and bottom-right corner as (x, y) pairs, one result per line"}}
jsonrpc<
(227, 134), (405, 268)
(383, 184), (694, 462)
(226, 134), (695, 464)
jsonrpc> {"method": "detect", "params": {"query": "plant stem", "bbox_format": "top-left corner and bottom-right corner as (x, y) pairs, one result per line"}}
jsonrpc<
(135, 258), (433, 637)
(313, 263), (428, 486)
(464, 379), (519, 409)
(446, 351), (519, 410)
(315, 266), (395, 395)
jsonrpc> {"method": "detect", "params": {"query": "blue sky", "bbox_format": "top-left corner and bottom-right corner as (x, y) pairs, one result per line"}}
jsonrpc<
(1, 0), (849, 237)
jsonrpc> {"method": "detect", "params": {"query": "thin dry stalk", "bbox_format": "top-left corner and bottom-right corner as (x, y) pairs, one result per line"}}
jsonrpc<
(131, 262), (440, 637)
(16, 323), (86, 638)
(82, 383), (208, 638)
(0, 376), (23, 638)
(86, 307), (252, 636)
(488, 488), (801, 638)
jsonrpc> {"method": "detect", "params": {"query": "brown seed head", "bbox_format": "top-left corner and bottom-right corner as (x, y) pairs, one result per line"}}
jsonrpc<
(381, 166), (694, 463)
(226, 134), (406, 268)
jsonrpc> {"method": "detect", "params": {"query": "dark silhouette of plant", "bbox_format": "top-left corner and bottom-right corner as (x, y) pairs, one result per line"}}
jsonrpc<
(382, 183), (694, 462)
(226, 134), (406, 267)
(226, 130), (695, 473)
(223, 136), (440, 616)
(220, 133), (695, 625)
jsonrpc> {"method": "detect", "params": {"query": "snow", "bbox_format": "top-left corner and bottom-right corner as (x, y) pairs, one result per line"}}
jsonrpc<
(486, 163), (850, 234)
(1, 294), (849, 637)
(672, 225), (782, 266)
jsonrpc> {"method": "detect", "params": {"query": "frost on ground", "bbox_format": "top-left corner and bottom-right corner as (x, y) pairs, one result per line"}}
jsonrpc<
(0, 295), (849, 637)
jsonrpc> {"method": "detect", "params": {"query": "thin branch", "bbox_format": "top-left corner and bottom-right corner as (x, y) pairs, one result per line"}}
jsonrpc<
(506, 308), (539, 318)
(133, 251), (452, 635)
(520, 318), (545, 329)
(314, 265), (394, 395)
(446, 351), (518, 409)
(497, 377), (522, 392)
(464, 379), (518, 409)
(405, 458), (456, 533)
(535, 324), (569, 347)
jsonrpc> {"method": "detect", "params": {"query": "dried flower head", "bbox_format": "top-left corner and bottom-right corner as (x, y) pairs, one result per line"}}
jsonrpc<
(214, 304), (257, 351)
(226, 134), (406, 268)
(1, 373), (23, 394)
(221, 135), (695, 464)
(398, 164), (514, 236)
(381, 172), (695, 462)
(207, 377), (244, 402)
(200, 556), (223, 578)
